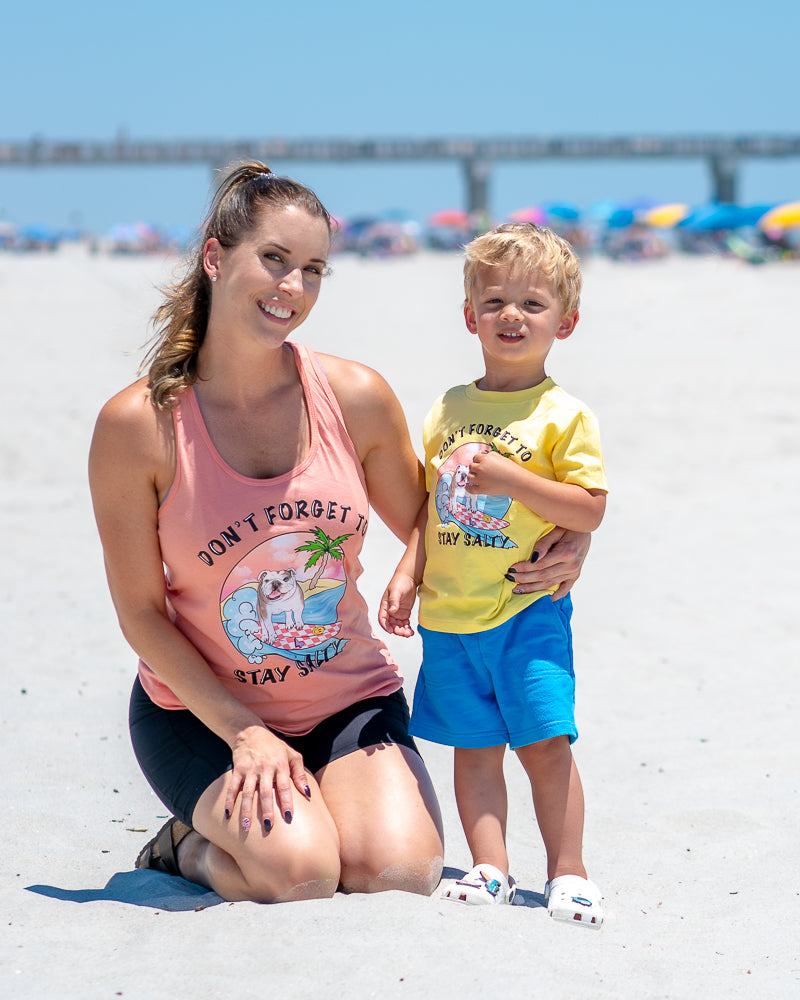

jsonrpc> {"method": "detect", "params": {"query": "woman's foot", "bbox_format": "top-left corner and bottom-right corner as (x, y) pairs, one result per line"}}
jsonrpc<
(135, 817), (193, 877)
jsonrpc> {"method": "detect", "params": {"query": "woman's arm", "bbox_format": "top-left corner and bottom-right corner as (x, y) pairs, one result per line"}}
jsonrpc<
(88, 384), (309, 829)
(318, 355), (426, 541)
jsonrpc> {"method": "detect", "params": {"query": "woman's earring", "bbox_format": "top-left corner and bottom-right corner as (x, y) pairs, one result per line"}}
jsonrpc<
(210, 273), (218, 282)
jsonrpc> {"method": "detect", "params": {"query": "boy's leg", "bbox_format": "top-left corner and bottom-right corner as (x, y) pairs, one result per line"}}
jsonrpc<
(515, 735), (586, 882)
(454, 745), (509, 873)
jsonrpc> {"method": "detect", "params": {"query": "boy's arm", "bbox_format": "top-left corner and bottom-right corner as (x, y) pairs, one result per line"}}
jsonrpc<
(378, 501), (429, 637)
(467, 449), (606, 532)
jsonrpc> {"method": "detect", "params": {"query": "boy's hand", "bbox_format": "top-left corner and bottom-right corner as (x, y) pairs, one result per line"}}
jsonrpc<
(378, 573), (419, 637)
(467, 448), (519, 497)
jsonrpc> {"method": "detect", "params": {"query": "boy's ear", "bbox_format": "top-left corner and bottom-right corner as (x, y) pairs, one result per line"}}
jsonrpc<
(464, 302), (478, 335)
(555, 309), (579, 341)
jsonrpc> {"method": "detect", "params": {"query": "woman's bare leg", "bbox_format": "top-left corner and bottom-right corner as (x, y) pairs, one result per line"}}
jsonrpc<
(317, 744), (444, 895)
(177, 770), (342, 902)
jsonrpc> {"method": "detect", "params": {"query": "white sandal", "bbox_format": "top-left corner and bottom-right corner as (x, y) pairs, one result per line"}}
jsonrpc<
(545, 875), (604, 928)
(442, 864), (516, 905)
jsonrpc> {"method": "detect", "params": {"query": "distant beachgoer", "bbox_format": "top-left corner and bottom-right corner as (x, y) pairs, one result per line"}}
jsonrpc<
(380, 223), (607, 926)
(89, 163), (591, 903)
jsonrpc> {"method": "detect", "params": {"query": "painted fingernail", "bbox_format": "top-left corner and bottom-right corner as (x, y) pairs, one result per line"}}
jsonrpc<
(284, 811), (293, 824)
(241, 816), (250, 831)
(530, 551), (539, 563)
(513, 588), (524, 594)
(304, 785), (311, 798)
(264, 818), (272, 833)
(504, 573), (516, 582)
(224, 808), (230, 820)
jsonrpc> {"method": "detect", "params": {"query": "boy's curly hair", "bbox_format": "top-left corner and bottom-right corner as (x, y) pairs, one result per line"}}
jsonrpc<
(463, 223), (582, 315)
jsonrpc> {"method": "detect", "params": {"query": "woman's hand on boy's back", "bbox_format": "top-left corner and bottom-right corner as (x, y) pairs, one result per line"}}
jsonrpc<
(507, 527), (592, 600)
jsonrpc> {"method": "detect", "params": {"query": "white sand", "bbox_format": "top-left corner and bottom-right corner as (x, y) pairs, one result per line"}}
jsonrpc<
(1, 246), (799, 997)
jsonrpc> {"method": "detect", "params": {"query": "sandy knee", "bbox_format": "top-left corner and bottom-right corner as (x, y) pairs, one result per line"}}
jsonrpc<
(341, 852), (443, 896)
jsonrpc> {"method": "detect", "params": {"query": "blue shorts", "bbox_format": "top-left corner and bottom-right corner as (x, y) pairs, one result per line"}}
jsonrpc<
(411, 594), (577, 750)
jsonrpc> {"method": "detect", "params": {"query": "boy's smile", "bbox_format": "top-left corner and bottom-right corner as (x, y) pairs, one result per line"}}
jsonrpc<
(464, 263), (578, 392)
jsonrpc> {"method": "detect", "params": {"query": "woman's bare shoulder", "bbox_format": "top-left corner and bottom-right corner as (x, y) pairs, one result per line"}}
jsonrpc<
(91, 377), (175, 489)
(95, 377), (172, 436)
(313, 352), (398, 410)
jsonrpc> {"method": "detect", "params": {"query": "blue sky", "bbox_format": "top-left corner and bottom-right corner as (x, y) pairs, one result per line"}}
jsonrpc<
(2, 0), (798, 232)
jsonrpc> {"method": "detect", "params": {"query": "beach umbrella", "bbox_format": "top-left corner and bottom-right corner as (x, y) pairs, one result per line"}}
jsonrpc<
(643, 203), (691, 228)
(380, 208), (416, 223)
(620, 196), (661, 212)
(543, 202), (581, 221)
(687, 204), (775, 231)
(585, 201), (622, 223)
(758, 201), (800, 230)
(508, 206), (547, 225)
(427, 208), (471, 228)
(605, 208), (636, 229)
(19, 222), (59, 243)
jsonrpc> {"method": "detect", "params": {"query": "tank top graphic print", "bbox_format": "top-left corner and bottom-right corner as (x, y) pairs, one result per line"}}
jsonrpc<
(137, 342), (401, 736)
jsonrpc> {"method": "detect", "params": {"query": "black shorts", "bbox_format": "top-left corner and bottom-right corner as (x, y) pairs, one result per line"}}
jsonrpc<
(129, 677), (420, 827)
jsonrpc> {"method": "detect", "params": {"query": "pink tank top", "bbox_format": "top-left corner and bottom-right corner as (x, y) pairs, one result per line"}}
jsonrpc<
(138, 342), (402, 735)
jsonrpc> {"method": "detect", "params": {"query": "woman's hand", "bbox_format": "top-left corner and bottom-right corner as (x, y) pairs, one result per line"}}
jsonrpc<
(226, 726), (311, 832)
(506, 527), (591, 600)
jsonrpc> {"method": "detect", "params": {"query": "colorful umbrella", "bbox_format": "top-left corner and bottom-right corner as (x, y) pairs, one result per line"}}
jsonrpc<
(508, 206), (546, 225)
(606, 208), (636, 229)
(681, 204), (775, 231)
(758, 201), (800, 230)
(427, 209), (471, 228)
(543, 202), (580, 221)
(643, 204), (690, 228)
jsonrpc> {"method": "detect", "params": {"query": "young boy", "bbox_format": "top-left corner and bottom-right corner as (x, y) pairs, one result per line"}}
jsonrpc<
(379, 224), (607, 927)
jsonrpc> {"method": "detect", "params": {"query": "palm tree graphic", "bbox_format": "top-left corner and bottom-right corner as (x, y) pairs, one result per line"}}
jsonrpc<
(295, 527), (352, 590)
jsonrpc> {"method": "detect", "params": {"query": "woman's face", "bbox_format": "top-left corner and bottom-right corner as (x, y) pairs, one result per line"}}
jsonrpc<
(205, 203), (330, 346)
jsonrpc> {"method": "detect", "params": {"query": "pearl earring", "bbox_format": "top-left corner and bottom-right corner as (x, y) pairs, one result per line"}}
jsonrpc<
(210, 274), (217, 282)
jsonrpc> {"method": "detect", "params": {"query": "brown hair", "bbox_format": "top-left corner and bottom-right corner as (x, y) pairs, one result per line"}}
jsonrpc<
(141, 160), (331, 410)
(463, 223), (582, 315)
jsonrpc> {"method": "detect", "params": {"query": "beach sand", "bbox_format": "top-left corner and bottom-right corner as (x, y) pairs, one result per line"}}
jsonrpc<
(1, 246), (798, 998)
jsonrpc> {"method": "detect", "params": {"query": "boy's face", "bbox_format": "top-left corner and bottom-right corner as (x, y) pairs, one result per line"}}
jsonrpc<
(464, 263), (578, 389)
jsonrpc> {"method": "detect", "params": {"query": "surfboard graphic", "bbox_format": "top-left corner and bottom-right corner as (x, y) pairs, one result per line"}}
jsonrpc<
(448, 497), (510, 533)
(257, 621), (342, 651)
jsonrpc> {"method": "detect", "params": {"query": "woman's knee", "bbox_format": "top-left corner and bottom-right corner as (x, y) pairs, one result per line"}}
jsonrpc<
(236, 829), (342, 903)
(339, 834), (444, 896)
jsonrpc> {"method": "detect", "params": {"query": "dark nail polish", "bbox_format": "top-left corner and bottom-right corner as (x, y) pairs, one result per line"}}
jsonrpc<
(504, 573), (516, 582)
(530, 551), (539, 563)
(224, 808), (230, 820)
(264, 818), (272, 832)
(304, 785), (311, 798)
(284, 811), (293, 824)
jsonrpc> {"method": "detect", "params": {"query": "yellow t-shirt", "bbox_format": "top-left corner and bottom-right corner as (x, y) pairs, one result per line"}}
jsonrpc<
(418, 378), (607, 634)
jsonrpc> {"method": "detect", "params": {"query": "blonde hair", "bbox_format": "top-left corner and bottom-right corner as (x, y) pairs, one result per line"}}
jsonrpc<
(141, 160), (331, 410)
(463, 223), (582, 315)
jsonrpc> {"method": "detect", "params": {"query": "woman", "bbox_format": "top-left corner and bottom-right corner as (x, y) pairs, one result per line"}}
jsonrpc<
(89, 161), (589, 903)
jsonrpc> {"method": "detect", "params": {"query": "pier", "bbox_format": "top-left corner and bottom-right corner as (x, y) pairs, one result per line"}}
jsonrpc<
(2, 133), (799, 211)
